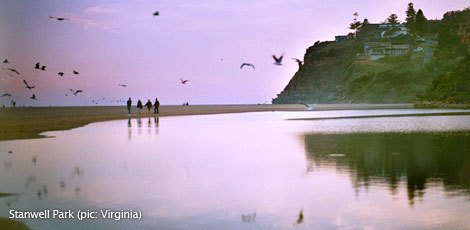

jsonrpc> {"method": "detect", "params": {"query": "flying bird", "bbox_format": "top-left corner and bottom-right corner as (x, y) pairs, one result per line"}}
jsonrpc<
(180, 78), (189, 84)
(153, 11), (159, 17)
(69, 89), (83, 96)
(292, 58), (303, 69)
(49, 16), (69, 21)
(30, 94), (36, 100)
(23, 80), (35, 90)
(118, 84), (127, 87)
(240, 63), (255, 70)
(73, 70), (79, 75)
(2, 93), (11, 97)
(3, 68), (19, 75)
(272, 53), (284, 65)
(58, 72), (64, 76)
(3, 59), (9, 63)
(35, 62), (40, 69)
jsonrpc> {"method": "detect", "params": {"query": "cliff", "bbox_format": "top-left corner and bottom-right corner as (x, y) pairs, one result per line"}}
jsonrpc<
(273, 8), (470, 104)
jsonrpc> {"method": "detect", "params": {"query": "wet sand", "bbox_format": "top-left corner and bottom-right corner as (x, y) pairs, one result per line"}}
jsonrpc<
(0, 104), (414, 141)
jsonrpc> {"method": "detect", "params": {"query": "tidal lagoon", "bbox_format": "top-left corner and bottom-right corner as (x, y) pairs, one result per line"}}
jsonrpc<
(0, 109), (469, 229)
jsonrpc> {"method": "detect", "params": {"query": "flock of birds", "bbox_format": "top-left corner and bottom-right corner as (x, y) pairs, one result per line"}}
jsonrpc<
(1, 10), (304, 106)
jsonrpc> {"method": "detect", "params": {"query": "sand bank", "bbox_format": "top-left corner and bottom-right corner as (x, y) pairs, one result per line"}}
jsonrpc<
(0, 104), (415, 141)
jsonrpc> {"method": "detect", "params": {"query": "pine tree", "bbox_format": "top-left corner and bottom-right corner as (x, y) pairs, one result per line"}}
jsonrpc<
(386, 14), (400, 24)
(349, 12), (362, 36)
(405, 2), (416, 31)
(415, 9), (428, 35)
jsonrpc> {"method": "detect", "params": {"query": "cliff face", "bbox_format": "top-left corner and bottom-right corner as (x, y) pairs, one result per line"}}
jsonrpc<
(273, 41), (357, 104)
(273, 8), (470, 104)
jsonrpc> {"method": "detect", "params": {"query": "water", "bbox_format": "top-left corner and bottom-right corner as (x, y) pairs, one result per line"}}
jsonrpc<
(0, 109), (469, 229)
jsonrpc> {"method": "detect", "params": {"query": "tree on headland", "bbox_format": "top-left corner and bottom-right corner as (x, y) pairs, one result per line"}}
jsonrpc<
(386, 13), (400, 24)
(405, 2), (417, 31)
(349, 12), (362, 36)
(415, 9), (428, 35)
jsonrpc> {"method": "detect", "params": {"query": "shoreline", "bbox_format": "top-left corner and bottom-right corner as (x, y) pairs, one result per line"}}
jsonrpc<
(0, 103), (433, 141)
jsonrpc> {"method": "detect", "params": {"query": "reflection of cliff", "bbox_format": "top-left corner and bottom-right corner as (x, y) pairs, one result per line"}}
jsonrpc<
(304, 132), (470, 205)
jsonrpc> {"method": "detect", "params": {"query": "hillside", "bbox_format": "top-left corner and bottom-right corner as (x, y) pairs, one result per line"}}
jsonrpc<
(273, 8), (470, 105)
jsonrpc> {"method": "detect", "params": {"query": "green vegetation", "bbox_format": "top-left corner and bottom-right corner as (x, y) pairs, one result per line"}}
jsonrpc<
(273, 5), (470, 106)
(0, 218), (30, 230)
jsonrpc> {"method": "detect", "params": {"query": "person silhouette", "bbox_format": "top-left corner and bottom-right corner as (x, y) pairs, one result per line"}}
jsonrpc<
(153, 98), (160, 115)
(136, 100), (143, 114)
(126, 97), (132, 114)
(144, 99), (153, 113)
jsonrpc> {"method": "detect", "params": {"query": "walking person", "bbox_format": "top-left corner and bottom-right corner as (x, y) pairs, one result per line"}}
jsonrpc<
(144, 99), (153, 113)
(136, 99), (143, 114)
(126, 97), (132, 114)
(153, 97), (160, 115)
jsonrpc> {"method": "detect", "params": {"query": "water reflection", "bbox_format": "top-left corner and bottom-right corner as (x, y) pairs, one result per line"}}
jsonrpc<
(127, 117), (159, 140)
(304, 132), (470, 205)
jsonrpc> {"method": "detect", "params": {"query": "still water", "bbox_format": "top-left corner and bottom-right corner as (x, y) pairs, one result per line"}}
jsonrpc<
(0, 109), (469, 229)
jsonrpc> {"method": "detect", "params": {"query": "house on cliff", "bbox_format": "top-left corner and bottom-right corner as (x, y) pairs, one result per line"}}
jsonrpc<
(359, 23), (413, 60)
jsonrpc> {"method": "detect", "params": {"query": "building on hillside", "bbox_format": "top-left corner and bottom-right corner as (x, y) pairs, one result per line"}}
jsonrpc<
(359, 23), (412, 60)
(335, 35), (349, 42)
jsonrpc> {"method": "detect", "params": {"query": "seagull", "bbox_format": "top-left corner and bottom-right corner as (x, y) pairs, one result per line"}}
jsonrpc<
(240, 63), (255, 70)
(3, 59), (9, 63)
(153, 11), (159, 17)
(58, 72), (64, 76)
(272, 53), (284, 65)
(30, 94), (36, 100)
(23, 80), (35, 90)
(40, 65), (46, 71)
(69, 89), (83, 96)
(49, 16), (69, 21)
(3, 68), (19, 75)
(296, 209), (304, 224)
(2, 93), (11, 97)
(73, 70), (79, 75)
(35, 62), (40, 69)
(180, 78), (189, 84)
(118, 84), (127, 87)
(292, 58), (303, 69)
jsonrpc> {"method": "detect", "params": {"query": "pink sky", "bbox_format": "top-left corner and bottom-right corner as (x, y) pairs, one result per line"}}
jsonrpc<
(1, 0), (468, 106)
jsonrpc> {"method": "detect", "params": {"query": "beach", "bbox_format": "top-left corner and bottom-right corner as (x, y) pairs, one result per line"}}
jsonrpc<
(0, 104), (414, 141)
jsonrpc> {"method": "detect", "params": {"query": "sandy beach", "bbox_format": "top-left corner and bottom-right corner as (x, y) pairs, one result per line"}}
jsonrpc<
(0, 104), (415, 141)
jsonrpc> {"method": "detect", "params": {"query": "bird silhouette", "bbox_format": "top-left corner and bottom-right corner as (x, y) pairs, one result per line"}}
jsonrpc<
(292, 58), (303, 69)
(69, 89), (83, 96)
(23, 80), (35, 90)
(49, 16), (69, 21)
(30, 94), (36, 100)
(296, 209), (304, 224)
(58, 72), (64, 76)
(180, 78), (189, 84)
(73, 70), (79, 75)
(40, 65), (46, 71)
(153, 11), (159, 17)
(118, 84), (127, 87)
(3, 59), (9, 64)
(272, 53), (284, 65)
(240, 63), (255, 70)
(2, 93), (11, 97)
(3, 68), (20, 75)
(34, 62), (40, 69)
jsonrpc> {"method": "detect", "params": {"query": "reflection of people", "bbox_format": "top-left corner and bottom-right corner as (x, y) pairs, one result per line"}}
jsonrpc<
(136, 100), (143, 114)
(144, 99), (152, 113)
(126, 97), (132, 114)
(153, 98), (160, 114)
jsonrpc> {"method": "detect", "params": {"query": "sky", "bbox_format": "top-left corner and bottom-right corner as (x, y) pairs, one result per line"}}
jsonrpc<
(0, 0), (469, 106)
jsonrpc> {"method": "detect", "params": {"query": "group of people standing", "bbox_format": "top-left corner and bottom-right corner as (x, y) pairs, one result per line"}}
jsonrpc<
(127, 97), (160, 115)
